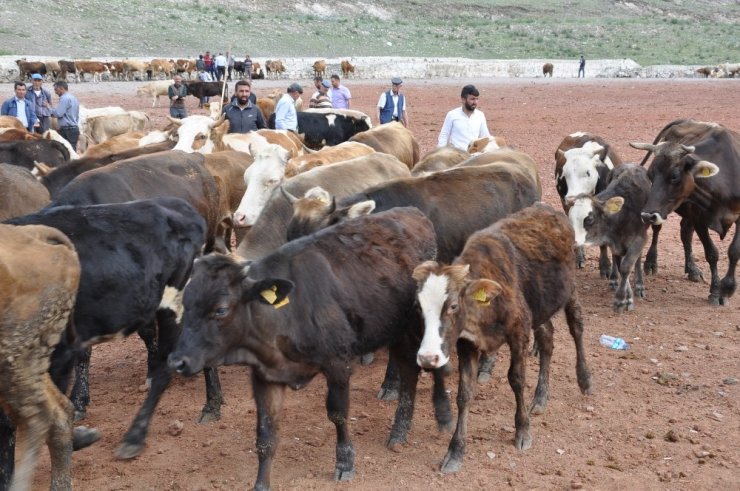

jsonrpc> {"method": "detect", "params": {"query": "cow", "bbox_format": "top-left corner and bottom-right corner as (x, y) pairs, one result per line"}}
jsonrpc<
(218, 128), (304, 158)
(413, 203), (592, 473)
(174, 59), (196, 79)
(203, 150), (254, 246)
(457, 148), (543, 195)
(0, 223), (95, 491)
(15, 60), (46, 80)
(0, 164), (49, 220)
(74, 61), (110, 82)
(0, 116), (26, 131)
(571, 164), (652, 312)
(80, 111), (150, 151)
(349, 121), (419, 169)
(136, 80), (175, 107)
(7, 198), (216, 461)
(411, 146), (469, 176)
(80, 131), (146, 160)
(251, 62), (264, 79)
(42, 129), (80, 160)
(0, 140), (70, 171)
(555, 132), (625, 276)
(184, 80), (227, 108)
(542, 62), (554, 77)
(255, 97), (275, 121)
(122, 59), (148, 81)
(286, 141), (375, 177)
(44, 60), (61, 80)
(285, 110), (371, 150)
(341, 60), (356, 78)
(58, 60), (77, 82)
(105, 60), (125, 80)
(265, 59), (286, 79)
(169, 208), (445, 490)
(148, 58), (176, 79)
(312, 59), (326, 78)
(467, 135), (509, 154)
(631, 119), (740, 305)
(695, 66), (714, 78)
(0, 128), (40, 142)
(233, 60), (246, 79)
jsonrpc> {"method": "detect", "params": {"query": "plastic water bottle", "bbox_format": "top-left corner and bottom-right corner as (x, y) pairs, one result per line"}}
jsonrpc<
(599, 334), (629, 350)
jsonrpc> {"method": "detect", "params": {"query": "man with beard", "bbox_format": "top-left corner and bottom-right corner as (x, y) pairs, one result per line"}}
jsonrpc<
(437, 84), (490, 151)
(223, 80), (266, 134)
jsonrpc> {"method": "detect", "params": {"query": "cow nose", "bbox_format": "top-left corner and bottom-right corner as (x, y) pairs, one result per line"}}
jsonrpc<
(641, 212), (659, 224)
(417, 352), (440, 369)
(167, 354), (189, 374)
(233, 211), (247, 228)
(565, 196), (577, 206)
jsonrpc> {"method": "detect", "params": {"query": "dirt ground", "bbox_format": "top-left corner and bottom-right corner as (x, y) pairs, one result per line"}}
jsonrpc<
(19, 76), (740, 490)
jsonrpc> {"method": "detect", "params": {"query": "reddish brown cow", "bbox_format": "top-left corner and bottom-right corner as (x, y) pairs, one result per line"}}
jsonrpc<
(542, 62), (554, 77)
(74, 61), (110, 82)
(15, 60), (46, 80)
(312, 59), (326, 78)
(341, 60), (356, 78)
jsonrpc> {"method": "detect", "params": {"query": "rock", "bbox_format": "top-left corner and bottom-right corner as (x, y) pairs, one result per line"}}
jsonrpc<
(675, 346), (688, 352)
(556, 448), (565, 455)
(722, 377), (737, 386)
(167, 419), (184, 436)
(571, 482), (584, 489)
(486, 451), (496, 459)
(655, 372), (678, 385)
(694, 450), (710, 458)
(664, 429), (679, 442)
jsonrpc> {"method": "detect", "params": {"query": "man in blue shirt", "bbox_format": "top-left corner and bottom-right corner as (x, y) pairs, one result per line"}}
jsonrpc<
(1, 81), (38, 132)
(274, 83), (302, 131)
(50, 81), (80, 150)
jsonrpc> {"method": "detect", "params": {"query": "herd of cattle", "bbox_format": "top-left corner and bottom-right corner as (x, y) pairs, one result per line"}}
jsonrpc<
(15, 58), (359, 83)
(0, 100), (738, 489)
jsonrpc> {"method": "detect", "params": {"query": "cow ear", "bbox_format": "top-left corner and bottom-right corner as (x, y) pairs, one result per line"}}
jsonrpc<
(466, 279), (502, 307)
(446, 264), (471, 285)
(304, 186), (331, 203)
(691, 160), (719, 178)
(250, 278), (294, 308)
(211, 114), (227, 128)
(412, 260), (439, 283)
(604, 196), (624, 215)
(346, 200), (375, 219)
(595, 143), (609, 162)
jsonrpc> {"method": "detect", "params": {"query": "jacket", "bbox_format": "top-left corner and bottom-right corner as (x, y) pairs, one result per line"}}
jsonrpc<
(1, 96), (38, 131)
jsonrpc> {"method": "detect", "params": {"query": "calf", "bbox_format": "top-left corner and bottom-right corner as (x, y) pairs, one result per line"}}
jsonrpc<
(413, 203), (592, 473)
(571, 164), (652, 312)
(341, 60), (356, 78)
(74, 61), (110, 82)
(169, 208), (441, 490)
(136, 80), (175, 108)
(291, 111), (371, 150)
(184, 80), (227, 108)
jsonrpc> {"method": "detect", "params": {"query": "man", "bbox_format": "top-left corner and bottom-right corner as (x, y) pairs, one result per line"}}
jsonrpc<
(329, 74), (351, 109)
(26, 73), (52, 133)
(223, 80), (266, 134)
(244, 55), (253, 81)
(49, 81), (80, 150)
(168, 76), (188, 119)
(274, 83), (302, 131)
(309, 76), (322, 99)
(215, 53), (227, 81)
(1, 81), (38, 132)
(227, 54), (235, 81)
(437, 84), (490, 151)
(578, 55), (586, 78)
(309, 80), (332, 109)
(377, 77), (407, 127)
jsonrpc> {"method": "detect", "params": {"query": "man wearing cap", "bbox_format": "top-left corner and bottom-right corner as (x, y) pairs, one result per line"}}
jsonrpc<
(437, 84), (490, 151)
(26, 73), (53, 133)
(167, 76), (188, 119)
(50, 81), (80, 150)
(223, 80), (266, 134)
(1, 81), (38, 132)
(274, 83), (302, 131)
(377, 77), (407, 127)
(309, 79), (332, 109)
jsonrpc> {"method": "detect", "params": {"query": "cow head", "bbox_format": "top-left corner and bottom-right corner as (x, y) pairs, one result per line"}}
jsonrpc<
(170, 115), (228, 153)
(570, 195), (624, 247)
(233, 144), (291, 227)
(556, 142), (612, 207)
(168, 253), (294, 376)
(467, 135), (507, 154)
(285, 187), (375, 241)
(631, 141), (719, 224)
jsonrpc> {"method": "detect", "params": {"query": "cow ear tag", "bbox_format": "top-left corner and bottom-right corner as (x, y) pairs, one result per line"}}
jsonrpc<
(471, 288), (490, 307)
(699, 167), (713, 177)
(260, 285), (290, 309)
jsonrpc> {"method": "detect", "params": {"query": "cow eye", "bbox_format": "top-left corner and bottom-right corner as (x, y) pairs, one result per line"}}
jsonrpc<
(585, 171), (591, 177)
(584, 214), (594, 227)
(267, 178), (280, 186)
(670, 170), (682, 184)
(447, 303), (459, 314)
(214, 306), (229, 318)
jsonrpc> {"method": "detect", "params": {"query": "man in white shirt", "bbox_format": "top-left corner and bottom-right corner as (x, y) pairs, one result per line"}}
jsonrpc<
(437, 84), (490, 151)
(377, 77), (408, 127)
(274, 83), (303, 131)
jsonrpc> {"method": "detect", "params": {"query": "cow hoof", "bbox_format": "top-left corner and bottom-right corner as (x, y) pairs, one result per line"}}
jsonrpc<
(477, 371), (491, 384)
(719, 296), (730, 306)
(377, 387), (399, 401)
(515, 429), (533, 451)
(608, 279), (618, 290)
(360, 353), (375, 365)
(197, 407), (221, 424)
(529, 401), (547, 416)
(644, 262), (658, 275)
(73, 426), (101, 451)
(708, 294), (721, 306)
(635, 287), (646, 299)
(440, 453), (462, 474)
(333, 467), (355, 482)
(576, 259), (586, 269)
(73, 409), (87, 422)
(687, 268), (704, 283)
(115, 442), (144, 460)
(437, 418), (454, 433)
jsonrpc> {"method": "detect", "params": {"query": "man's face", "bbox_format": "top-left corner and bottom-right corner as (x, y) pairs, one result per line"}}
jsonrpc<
(463, 94), (479, 112)
(174, 76), (182, 86)
(392, 83), (401, 94)
(236, 85), (251, 104)
(54, 86), (63, 96)
(289, 91), (301, 101)
(32, 79), (43, 89)
(14, 85), (27, 99)
(331, 78), (339, 88)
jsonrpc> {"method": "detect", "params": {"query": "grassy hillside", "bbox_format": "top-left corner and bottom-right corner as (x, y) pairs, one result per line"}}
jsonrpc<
(3, 0), (738, 65)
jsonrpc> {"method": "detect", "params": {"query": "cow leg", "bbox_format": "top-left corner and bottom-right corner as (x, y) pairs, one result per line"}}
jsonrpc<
(0, 410), (15, 489)
(608, 252), (620, 290)
(377, 357), (399, 401)
(530, 321), (554, 415)
(440, 339), (479, 473)
(116, 313), (176, 459)
(137, 322), (158, 389)
(197, 367), (224, 424)
(325, 367), (355, 481)
(681, 217), (703, 282)
(476, 353), (496, 383)
(45, 377), (75, 491)
(70, 347), (92, 421)
(644, 223), (661, 275)
(634, 256), (646, 299)
(719, 220), (740, 304)
(693, 223), (721, 304)
(575, 244), (586, 269)
(598, 244), (611, 278)
(251, 372), (286, 491)
(431, 367), (453, 432)
(386, 349), (420, 449)
(508, 333), (532, 452)
(564, 295), (593, 395)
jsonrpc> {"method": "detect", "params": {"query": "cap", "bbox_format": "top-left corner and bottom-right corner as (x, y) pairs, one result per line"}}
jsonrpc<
(391, 77), (403, 85)
(321, 80), (331, 88)
(31, 73), (43, 80)
(288, 83), (303, 94)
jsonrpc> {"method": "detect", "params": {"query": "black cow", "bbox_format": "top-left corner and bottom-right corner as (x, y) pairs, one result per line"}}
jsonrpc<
(58, 60), (77, 82)
(233, 61), (246, 78)
(571, 164), (652, 312)
(0, 140), (70, 171)
(6, 198), (210, 460)
(268, 111), (371, 149)
(184, 80), (227, 107)
(169, 208), (445, 490)
(632, 119), (740, 305)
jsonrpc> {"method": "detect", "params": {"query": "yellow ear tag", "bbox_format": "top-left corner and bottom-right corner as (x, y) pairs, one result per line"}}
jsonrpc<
(471, 288), (490, 306)
(700, 167), (712, 177)
(316, 196), (330, 204)
(260, 288), (277, 304)
(273, 296), (290, 309)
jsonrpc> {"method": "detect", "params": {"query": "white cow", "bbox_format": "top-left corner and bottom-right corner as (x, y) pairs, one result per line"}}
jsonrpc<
(233, 144), (291, 227)
(136, 80), (175, 108)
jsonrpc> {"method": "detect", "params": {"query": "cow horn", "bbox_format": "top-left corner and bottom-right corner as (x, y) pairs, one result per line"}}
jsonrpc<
(680, 144), (695, 153)
(629, 142), (657, 152)
(33, 161), (52, 176)
(212, 114), (227, 128)
(166, 116), (183, 127)
(280, 185), (298, 204)
(302, 144), (317, 154)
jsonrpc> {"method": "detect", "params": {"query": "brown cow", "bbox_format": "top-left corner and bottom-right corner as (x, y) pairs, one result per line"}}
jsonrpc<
(58, 60), (77, 82)
(0, 223), (83, 491)
(149, 58), (176, 79)
(542, 62), (554, 77)
(312, 59), (326, 78)
(266, 59), (286, 79)
(105, 61), (125, 80)
(413, 203), (592, 472)
(74, 61), (110, 82)
(256, 97), (276, 121)
(341, 60), (356, 78)
(251, 61), (264, 79)
(203, 150), (254, 247)
(411, 146), (469, 176)
(467, 135), (509, 153)
(81, 131), (147, 160)
(458, 148), (542, 197)
(286, 141), (375, 177)
(0, 164), (50, 220)
(0, 116), (26, 131)
(15, 60), (46, 80)
(349, 121), (419, 169)
(175, 59), (196, 79)
(0, 128), (41, 142)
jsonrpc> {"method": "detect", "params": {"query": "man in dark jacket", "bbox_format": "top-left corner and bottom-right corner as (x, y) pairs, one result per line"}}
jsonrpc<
(223, 80), (265, 133)
(26, 74), (52, 133)
(1, 81), (38, 132)
(167, 76), (188, 119)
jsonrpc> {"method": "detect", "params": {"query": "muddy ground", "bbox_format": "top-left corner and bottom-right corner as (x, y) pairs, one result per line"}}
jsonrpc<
(15, 76), (740, 490)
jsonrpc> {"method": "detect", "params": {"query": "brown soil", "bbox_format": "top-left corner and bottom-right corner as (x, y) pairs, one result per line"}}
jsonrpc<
(23, 77), (740, 490)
